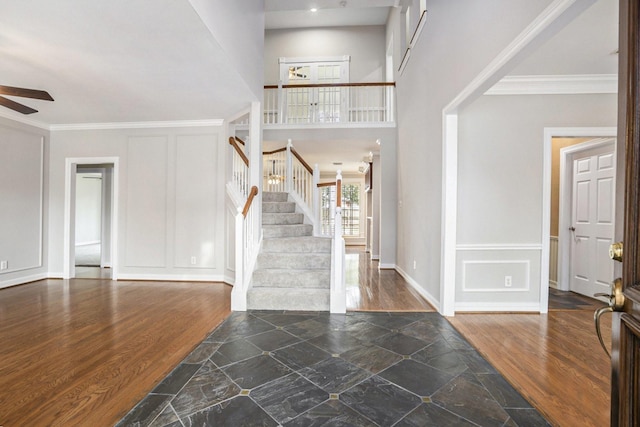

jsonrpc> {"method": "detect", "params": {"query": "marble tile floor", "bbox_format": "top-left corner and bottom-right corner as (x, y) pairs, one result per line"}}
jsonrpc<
(117, 311), (550, 427)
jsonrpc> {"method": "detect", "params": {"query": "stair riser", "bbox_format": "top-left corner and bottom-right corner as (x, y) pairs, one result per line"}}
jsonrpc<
(262, 192), (289, 202)
(257, 253), (331, 270)
(247, 288), (330, 311)
(262, 213), (304, 225)
(252, 270), (331, 288)
(262, 237), (331, 253)
(263, 225), (313, 238)
(263, 202), (296, 213)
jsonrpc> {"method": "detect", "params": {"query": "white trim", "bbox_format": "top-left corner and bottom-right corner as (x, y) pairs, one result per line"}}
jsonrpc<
(441, 0), (592, 316)
(440, 114), (458, 317)
(51, 119), (224, 131)
(116, 274), (226, 282)
(461, 260), (531, 292)
(556, 134), (618, 291)
(409, 10), (428, 48)
(455, 302), (541, 312)
(486, 74), (618, 95)
(545, 127), (616, 304)
(456, 244), (543, 251)
(0, 110), (50, 130)
(0, 273), (49, 290)
(378, 263), (395, 269)
(64, 157), (119, 281)
(263, 123), (396, 130)
(398, 48), (411, 75)
(396, 266), (440, 311)
(444, 0), (590, 112)
(279, 56), (350, 64)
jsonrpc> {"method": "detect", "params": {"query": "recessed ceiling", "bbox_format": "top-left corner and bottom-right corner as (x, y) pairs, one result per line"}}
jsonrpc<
(266, 0), (396, 29)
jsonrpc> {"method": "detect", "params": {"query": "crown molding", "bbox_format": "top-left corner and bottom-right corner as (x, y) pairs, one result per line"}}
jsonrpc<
(485, 74), (618, 95)
(0, 110), (50, 130)
(49, 119), (225, 131)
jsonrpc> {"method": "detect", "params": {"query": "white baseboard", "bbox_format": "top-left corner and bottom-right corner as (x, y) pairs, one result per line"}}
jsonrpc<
(549, 280), (558, 289)
(116, 274), (226, 282)
(395, 266), (440, 312)
(378, 263), (395, 269)
(75, 240), (101, 247)
(0, 273), (49, 290)
(224, 275), (235, 286)
(454, 302), (541, 312)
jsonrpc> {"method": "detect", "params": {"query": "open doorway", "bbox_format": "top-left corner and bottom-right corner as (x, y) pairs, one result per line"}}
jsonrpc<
(74, 166), (113, 279)
(64, 157), (118, 280)
(544, 128), (617, 310)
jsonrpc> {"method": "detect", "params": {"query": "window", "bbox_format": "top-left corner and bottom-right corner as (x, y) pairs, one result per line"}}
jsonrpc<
(320, 183), (362, 237)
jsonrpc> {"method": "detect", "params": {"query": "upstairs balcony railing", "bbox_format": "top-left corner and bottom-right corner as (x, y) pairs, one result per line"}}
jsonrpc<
(264, 82), (395, 126)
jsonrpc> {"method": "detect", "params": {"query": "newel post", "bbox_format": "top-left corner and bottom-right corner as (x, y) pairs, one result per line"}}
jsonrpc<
(313, 163), (320, 235)
(330, 170), (346, 313)
(285, 139), (293, 193)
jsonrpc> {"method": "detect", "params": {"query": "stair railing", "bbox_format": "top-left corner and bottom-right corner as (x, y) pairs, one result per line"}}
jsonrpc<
(330, 170), (346, 313)
(264, 82), (396, 126)
(263, 139), (320, 235)
(228, 136), (260, 311)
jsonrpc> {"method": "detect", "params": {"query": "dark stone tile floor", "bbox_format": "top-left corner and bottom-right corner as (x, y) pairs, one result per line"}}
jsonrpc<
(117, 311), (550, 427)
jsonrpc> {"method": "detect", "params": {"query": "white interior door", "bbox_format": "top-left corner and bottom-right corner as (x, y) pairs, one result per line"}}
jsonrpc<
(569, 144), (615, 299)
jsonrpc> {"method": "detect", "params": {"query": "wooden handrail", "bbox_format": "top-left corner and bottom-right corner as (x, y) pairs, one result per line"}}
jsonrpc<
(317, 182), (336, 188)
(263, 147), (287, 155)
(242, 186), (258, 218)
(290, 147), (313, 174)
(336, 179), (342, 208)
(264, 82), (396, 90)
(229, 137), (249, 167)
(234, 136), (245, 146)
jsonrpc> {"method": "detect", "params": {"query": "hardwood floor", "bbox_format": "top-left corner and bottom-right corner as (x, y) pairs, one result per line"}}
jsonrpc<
(450, 310), (612, 427)
(345, 246), (434, 312)
(0, 279), (231, 426)
(1, 259), (611, 427)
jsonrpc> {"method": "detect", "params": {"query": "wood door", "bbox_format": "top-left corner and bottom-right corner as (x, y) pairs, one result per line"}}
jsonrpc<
(570, 144), (616, 299)
(611, 0), (640, 425)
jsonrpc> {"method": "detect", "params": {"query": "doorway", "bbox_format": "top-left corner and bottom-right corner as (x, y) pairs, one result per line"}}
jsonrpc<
(64, 157), (119, 280)
(74, 166), (113, 279)
(542, 127), (616, 311)
(565, 140), (616, 299)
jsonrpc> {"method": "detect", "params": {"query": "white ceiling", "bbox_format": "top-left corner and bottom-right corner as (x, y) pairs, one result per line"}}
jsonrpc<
(0, 0), (254, 127)
(265, 0), (395, 30)
(0, 0), (618, 173)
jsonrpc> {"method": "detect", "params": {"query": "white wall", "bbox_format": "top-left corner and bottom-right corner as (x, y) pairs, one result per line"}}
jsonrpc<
(75, 172), (102, 245)
(264, 26), (386, 84)
(0, 118), (49, 289)
(48, 125), (227, 281)
(389, 0), (555, 307)
(188, 0), (265, 99)
(455, 93), (617, 309)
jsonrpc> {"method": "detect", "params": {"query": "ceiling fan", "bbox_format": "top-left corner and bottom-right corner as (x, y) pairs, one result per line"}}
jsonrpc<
(0, 85), (54, 115)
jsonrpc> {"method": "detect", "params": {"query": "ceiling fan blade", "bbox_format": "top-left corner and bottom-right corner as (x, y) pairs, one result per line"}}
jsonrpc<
(0, 96), (38, 114)
(0, 85), (54, 101)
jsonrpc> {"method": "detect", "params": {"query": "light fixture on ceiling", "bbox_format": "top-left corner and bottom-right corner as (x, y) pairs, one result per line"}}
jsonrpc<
(310, 7), (318, 12)
(266, 160), (284, 185)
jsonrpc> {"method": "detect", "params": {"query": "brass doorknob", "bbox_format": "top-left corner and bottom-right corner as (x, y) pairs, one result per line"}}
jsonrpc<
(594, 278), (625, 358)
(609, 242), (623, 262)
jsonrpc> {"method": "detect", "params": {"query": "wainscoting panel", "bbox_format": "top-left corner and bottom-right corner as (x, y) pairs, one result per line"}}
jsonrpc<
(174, 134), (217, 269)
(0, 132), (43, 274)
(124, 136), (168, 268)
(455, 245), (542, 309)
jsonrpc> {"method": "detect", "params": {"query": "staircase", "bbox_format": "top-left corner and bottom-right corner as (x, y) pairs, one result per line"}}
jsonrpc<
(247, 192), (331, 311)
